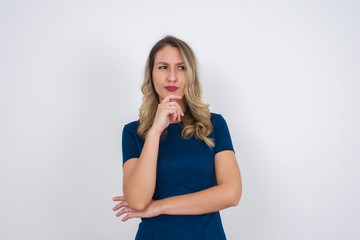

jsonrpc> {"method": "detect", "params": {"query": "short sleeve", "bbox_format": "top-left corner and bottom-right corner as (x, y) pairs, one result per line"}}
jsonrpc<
(122, 123), (140, 166)
(214, 114), (235, 154)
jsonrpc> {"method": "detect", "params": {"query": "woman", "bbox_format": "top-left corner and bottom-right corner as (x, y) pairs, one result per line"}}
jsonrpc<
(112, 35), (242, 239)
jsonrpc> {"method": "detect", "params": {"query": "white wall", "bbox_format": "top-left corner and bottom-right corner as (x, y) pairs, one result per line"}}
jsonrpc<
(1, 0), (359, 239)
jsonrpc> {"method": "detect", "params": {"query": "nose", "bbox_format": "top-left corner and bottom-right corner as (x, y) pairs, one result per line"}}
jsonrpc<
(166, 66), (178, 82)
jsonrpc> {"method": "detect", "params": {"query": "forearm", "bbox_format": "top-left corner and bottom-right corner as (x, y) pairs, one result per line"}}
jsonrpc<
(124, 129), (161, 210)
(156, 184), (241, 215)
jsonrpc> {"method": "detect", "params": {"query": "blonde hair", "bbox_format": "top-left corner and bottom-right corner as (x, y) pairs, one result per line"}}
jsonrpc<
(137, 35), (214, 148)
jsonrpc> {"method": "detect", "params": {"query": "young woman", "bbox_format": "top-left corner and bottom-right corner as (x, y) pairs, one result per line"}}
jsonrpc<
(112, 35), (242, 239)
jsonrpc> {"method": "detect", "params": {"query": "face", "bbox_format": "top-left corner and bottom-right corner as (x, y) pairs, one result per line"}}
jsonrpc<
(152, 45), (187, 103)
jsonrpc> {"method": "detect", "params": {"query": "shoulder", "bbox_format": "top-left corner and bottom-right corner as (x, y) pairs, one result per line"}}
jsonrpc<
(210, 112), (233, 134)
(210, 112), (222, 120)
(210, 112), (228, 126)
(123, 119), (140, 133)
(210, 112), (235, 153)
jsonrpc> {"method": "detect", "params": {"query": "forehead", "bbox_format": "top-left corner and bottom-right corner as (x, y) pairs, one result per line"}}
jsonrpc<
(154, 45), (184, 63)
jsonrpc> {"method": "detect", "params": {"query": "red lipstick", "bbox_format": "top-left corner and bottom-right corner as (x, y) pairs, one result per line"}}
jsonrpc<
(165, 86), (178, 92)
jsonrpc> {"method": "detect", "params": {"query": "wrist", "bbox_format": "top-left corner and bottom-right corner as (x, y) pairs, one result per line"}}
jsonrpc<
(154, 199), (165, 215)
(148, 127), (162, 137)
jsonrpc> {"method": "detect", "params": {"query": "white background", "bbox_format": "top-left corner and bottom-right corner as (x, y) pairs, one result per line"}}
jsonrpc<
(1, 0), (359, 239)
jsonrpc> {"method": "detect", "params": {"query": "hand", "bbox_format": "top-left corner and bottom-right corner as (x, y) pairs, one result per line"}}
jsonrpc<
(151, 95), (184, 134)
(112, 196), (162, 222)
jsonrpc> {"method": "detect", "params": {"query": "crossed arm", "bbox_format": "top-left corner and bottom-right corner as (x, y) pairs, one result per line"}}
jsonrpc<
(113, 129), (242, 221)
(155, 150), (242, 215)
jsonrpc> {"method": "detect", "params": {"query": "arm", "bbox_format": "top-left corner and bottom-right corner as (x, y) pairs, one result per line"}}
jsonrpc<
(113, 150), (242, 220)
(156, 150), (242, 215)
(123, 129), (161, 211)
(123, 95), (184, 211)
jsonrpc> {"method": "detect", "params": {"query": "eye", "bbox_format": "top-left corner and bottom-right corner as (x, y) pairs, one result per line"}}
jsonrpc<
(178, 66), (186, 70)
(158, 66), (167, 70)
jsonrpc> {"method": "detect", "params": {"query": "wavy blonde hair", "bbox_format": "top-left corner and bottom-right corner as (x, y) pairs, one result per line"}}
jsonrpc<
(137, 35), (214, 148)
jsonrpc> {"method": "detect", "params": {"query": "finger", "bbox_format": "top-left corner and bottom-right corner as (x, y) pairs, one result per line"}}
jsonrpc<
(122, 214), (130, 222)
(172, 103), (180, 122)
(116, 206), (134, 217)
(169, 101), (184, 116)
(112, 196), (126, 201)
(166, 108), (179, 122)
(162, 100), (182, 115)
(112, 201), (130, 211)
(169, 101), (183, 121)
(121, 212), (141, 222)
(175, 103), (183, 121)
(116, 206), (136, 218)
(116, 207), (127, 217)
(162, 94), (182, 104)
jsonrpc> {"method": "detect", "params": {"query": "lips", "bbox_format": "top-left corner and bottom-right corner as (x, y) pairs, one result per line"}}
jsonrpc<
(165, 86), (178, 92)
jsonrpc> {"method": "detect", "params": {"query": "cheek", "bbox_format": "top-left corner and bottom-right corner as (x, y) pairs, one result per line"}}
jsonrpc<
(152, 74), (162, 93)
(181, 75), (188, 89)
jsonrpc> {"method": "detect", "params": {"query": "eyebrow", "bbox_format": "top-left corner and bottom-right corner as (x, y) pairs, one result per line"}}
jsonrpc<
(155, 62), (185, 65)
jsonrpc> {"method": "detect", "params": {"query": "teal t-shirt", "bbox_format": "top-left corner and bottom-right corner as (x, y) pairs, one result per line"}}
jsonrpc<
(122, 113), (235, 240)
